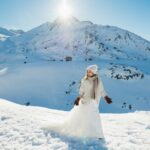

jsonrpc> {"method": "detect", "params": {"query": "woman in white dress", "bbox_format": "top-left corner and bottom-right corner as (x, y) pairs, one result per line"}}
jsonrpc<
(43, 64), (112, 140)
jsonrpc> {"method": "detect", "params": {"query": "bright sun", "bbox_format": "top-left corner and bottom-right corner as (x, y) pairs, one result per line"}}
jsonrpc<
(58, 0), (72, 19)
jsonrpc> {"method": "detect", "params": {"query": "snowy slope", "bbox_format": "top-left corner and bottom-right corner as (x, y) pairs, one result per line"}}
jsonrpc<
(0, 34), (9, 41)
(0, 27), (16, 37)
(0, 99), (150, 150)
(0, 16), (150, 62)
(9, 29), (24, 35)
(0, 27), (24, 41)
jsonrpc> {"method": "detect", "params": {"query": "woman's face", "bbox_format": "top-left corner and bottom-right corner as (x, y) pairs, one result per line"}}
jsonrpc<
(87, 69), (94, 77)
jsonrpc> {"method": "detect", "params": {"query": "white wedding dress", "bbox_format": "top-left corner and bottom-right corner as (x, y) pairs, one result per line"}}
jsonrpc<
(43, 75), (107, 139)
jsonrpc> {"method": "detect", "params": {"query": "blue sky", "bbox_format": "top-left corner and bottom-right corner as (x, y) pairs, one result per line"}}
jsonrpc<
(0, 0), (150, 40)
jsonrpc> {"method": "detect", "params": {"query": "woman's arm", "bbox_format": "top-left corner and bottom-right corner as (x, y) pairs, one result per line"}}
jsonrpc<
(78, 79), (85, 98)
(97, 76), (107, 98)
(97, 76), (112, 104)
(78, 79), (88, 104)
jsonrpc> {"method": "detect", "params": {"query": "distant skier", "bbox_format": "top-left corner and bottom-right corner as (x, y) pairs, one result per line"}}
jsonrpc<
(43, 64), (112, 140)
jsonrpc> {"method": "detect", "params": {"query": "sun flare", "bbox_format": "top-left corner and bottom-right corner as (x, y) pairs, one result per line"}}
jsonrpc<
(58, 0), (72, 20)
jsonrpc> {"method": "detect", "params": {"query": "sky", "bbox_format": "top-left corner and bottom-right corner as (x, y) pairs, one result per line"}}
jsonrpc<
(0, 0), (150, 40)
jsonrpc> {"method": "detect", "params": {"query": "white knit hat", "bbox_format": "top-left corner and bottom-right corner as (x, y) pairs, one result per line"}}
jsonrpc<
(86, 64), (98, 74)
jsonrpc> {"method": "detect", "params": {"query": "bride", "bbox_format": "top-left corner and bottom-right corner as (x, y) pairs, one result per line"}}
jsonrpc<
(43, 64), (112, 140)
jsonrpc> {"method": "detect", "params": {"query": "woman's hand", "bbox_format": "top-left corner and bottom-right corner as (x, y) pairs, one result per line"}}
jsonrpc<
(104, 96), (112, 104)
(74, 96), (80, 106)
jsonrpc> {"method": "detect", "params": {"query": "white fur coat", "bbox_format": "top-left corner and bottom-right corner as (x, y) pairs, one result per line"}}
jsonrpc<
(79, 75), (107, 105)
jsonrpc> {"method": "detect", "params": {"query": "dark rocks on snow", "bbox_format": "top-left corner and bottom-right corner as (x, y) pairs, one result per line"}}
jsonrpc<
(108, 64), (144, 80)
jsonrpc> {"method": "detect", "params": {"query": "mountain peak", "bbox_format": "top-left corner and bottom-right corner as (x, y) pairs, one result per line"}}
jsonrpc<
(53, 16), (80, 26)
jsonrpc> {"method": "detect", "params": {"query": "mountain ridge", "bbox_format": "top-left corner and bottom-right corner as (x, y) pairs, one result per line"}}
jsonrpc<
(0, 16), (150, 62)
(0, 26), (24, 41)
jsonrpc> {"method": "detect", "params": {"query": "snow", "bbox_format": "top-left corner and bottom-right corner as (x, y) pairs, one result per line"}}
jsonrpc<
(0, 27), (15, 37)
(0, 34), (9, 41)
(0, 67), (8, 75)
(0, 27), (24, 41)
(0, 99), (150, 150)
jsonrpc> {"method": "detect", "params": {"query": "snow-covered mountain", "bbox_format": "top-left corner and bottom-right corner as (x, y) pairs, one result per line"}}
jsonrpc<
(9, 29), (24, 35)
(0, 16), (150, 62)
(0, 98), (150, 150)
(0, 27), (24, 41)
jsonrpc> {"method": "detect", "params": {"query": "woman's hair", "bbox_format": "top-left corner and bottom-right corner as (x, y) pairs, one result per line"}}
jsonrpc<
(84, 71), (97, 80)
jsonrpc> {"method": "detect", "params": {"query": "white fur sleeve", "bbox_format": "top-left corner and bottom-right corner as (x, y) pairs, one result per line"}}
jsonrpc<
(79, 79), (85, 97)
(97, 76), (107, 98)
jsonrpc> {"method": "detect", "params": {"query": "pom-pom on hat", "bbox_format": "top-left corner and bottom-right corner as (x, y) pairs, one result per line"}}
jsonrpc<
(86, 64), (98, 74)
